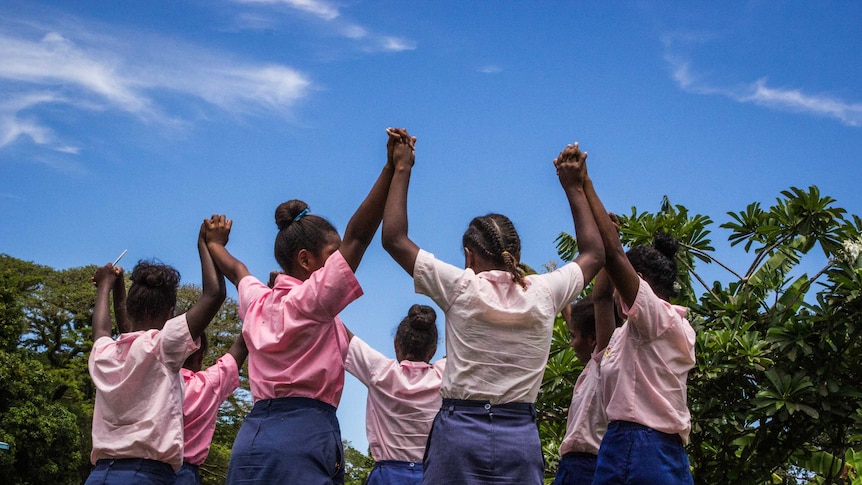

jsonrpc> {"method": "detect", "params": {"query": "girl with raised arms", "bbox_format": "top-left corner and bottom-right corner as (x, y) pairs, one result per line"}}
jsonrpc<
(381, 131), (604, 484)
(204, 129), (401, 484)
(86, 219), (225, 485)
(582, 145), (696, 484)
(344, 304), (445, 485)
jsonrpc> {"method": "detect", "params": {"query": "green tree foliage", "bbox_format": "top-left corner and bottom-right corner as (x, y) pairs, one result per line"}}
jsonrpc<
(541, 186), (862, 484)
(343, 440), (374, 485)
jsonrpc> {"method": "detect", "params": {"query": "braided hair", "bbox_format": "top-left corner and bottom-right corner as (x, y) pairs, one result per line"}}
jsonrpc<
(462, 213), (528, 289)
(126, 260), (180, 324)
(274, 199), (339, 275)
(626, 231), (680, 301)
(395, 304), (438, 362)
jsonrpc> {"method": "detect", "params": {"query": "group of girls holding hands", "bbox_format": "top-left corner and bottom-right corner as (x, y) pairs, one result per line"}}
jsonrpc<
(85, 127), (695, 485)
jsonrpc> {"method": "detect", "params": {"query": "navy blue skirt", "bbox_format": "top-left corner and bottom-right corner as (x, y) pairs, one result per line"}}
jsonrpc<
(593, 421), (693, 484)
(174, 462), (201, 485)
(84, 458), (175, 485)
(422, 399), (543, 485)
(552, 452), (596, 485)
(367, 460), (423, 485)
(226, 397), (344, 485)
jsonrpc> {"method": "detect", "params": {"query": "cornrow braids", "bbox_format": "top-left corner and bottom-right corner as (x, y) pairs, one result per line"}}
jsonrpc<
(463, 214), (526, 289)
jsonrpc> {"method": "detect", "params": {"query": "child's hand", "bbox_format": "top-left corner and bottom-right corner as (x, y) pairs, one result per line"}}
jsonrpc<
(554, 141), (588, 188)
(93, 264), (121, 288)
(204, 214), (232, 247)
(387, 127), (416, 170)
(111, 266), (126, 291)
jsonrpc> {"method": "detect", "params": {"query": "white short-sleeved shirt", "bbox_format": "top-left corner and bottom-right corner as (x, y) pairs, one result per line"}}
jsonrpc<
(344, 336), (445, 463)
(414, 249), (585, 404)
(600, 277), (696, 443)
(559, 352), (605, 456)
(181, 353), (240, 465)
(89, 313), (198, 471)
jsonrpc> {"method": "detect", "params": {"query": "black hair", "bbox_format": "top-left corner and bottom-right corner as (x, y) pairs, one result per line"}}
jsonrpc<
(462, 213), (527, 289)
(395, 304), (438, 362)
(274, 199), (339, 274)
(126, 260), (180, 324)
(626, 231), (680, 301)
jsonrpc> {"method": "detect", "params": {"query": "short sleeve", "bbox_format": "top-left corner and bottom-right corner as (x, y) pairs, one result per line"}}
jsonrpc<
(414, 249), (468, 311)
(237, 275), (270, 320)
(531, 261), (585, 313)
(288, 251), (363, 321)
(156, 313), (198, 373)
(201, 353), (240, 402)
(344, 336), (393, 387)
(623, 278), (688, 342)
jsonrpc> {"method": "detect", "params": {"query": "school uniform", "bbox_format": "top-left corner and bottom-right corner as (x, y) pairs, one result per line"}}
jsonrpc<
(344, 336), (445, 485)
(86, 314), (199, 485)
(593, 277), (696, 484)
(175, 353), (240, 485)
(413, 249), (585, 485)
(226, 250), (362, 485)
(552, 353), (605, 485)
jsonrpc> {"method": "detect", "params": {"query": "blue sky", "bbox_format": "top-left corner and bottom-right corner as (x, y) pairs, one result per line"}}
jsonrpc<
(1, 1), (861, 453)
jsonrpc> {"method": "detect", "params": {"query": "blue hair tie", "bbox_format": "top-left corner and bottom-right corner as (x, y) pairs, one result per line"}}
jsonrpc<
(293, 208), (310, 222)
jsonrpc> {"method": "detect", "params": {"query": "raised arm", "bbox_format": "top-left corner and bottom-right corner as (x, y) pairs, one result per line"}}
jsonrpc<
(592, 268), (616, 352)
(205, 214), (251, 287)
(381, 128), (421, 275)
(339, 129), (399, 272)
(111, 267), (130, 333)
(554, 142), (604, 284)
(92, 264), (121, 341)
(227, 332), (249, 368)
(583, 176), (640, 308)
(186, 219), (227, 341)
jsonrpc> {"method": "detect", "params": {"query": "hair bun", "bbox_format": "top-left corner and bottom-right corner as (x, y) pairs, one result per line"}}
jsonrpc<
(407, 304), (437, 330)
(130, 260), (180, 289)
(275, 199), (310, 231)
(653, 232), (679, 259)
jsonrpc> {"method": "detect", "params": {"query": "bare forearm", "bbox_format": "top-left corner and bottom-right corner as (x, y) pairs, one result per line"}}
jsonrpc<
(566, 184), (604, 282)
(93, 286), (114, 340)
(584, 177), (639, 305)
(227, 333), (249, 367)
(341, 164), (395, 270)
(199, 239), (226, 301)
(207, 243), (250, 287)
(382, 165), (419, 275)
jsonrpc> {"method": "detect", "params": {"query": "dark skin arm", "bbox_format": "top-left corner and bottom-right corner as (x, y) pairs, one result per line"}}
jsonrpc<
(554, 142), (604, 284)
(338, 128), (400, 273)
(381, 128), (420, 275)
(112, 267), (130, 333)
(227, 332), (249, 368)
(205, 215), (251, 288)
(584, 175), (641, 308)
(593, 268), (616, 352)
(186, 219), (227, 341)
(92, 264), (121, 341)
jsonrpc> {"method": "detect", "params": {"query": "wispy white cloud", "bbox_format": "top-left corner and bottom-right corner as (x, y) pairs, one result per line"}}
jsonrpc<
(478, 65), (502, 74)
(230, 0), (416, 53)
(0, 19), (315, 156)
(662, 32), (862, 127)
(235, 0), (340, 21)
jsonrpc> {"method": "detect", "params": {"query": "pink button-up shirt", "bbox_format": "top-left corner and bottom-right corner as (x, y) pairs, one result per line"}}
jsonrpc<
(559, 352), (605, 456)
(89, 313), (198, 471)
(181, 354), (240, 465)
(600, 277), (696, 443)
(344, 336), (445, 463)
(238, 250), (362, 407)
